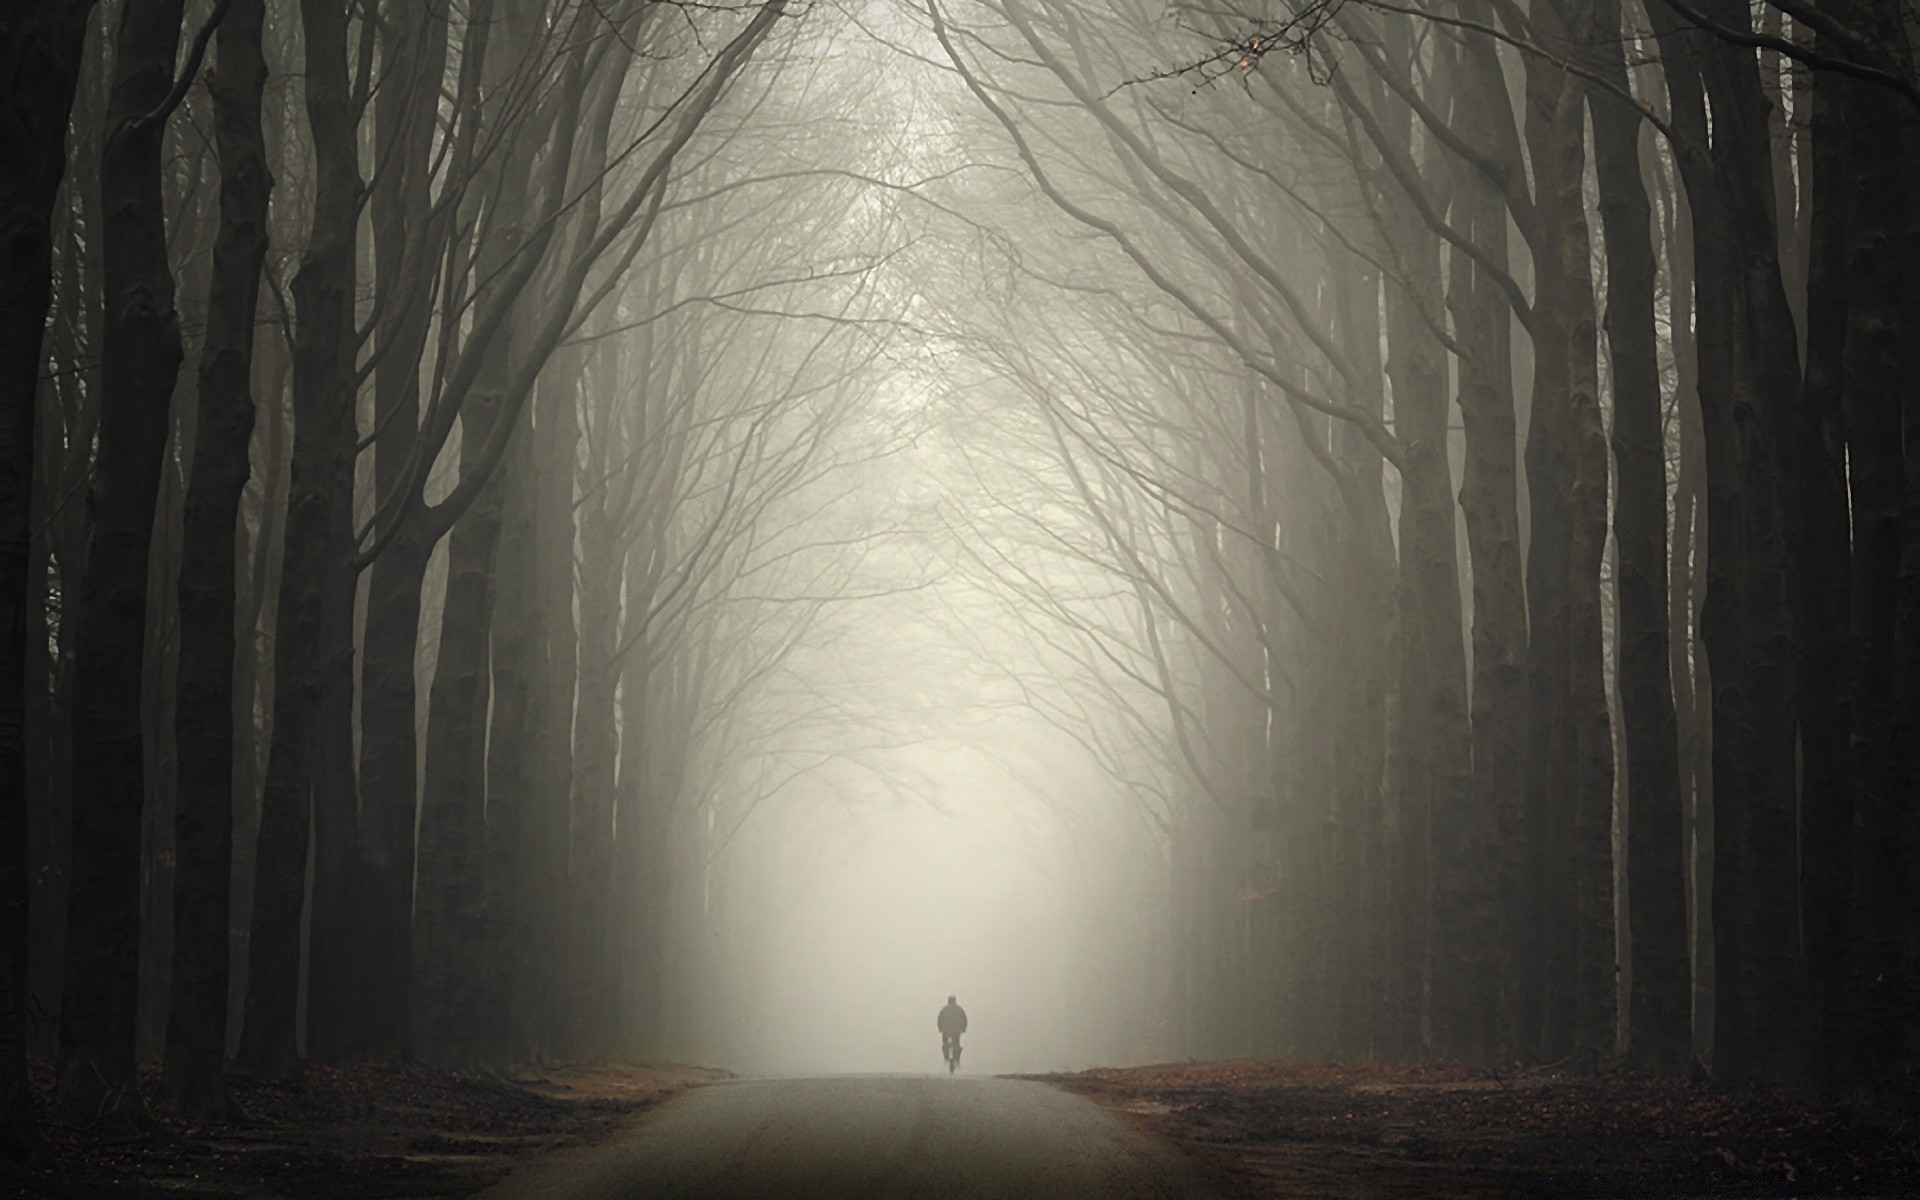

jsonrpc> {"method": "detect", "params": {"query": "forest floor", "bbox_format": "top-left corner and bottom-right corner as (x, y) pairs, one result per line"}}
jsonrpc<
(2, 1058), (727, 1199)
(1033, 1058), (1920, 1198)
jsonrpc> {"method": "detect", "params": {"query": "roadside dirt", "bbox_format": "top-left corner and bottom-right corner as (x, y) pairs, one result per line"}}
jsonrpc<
(2, 1059), (726, 1199)
(1031, 1059), (1920, 1198)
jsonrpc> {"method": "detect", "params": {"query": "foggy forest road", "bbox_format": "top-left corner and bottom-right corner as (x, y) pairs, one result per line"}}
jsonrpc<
(473, 1074), (1227, 1199)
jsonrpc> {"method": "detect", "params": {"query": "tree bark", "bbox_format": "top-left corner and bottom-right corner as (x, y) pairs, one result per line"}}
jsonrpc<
(1521, 0), (1616, 1064)
(0, 0), (99, 1159)
(414, 393), (507, 1069)
(1374, 42), (1474, 1057)
(1327, 257), (1395, 1061)
(1440, 9), (1531, 1064)
(1659, 150), (1713, 1064)
(1651, 0), (1806, 1087)
(54, 0), (192, 1128)
(482, 397), (540, 1065)
(162, 0), (271, 1120)
(350, 0), (452, 1065)
(527, 362), (579, 1058)
(569, 347), (626, 1059)
(237, 0), (359, 1077)
(1833, 0), (1920, 1097)
(1790, 20), (1858, 1092)
(1583, 0), (1687, 1075)
(227, 332), (288, 1056)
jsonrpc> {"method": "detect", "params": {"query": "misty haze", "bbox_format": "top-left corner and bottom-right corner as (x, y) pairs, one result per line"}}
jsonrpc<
(3, 0), (1920, 1195)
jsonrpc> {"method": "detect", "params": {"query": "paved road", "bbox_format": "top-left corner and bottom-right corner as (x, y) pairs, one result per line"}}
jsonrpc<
(476, 1074), (1226, 1199)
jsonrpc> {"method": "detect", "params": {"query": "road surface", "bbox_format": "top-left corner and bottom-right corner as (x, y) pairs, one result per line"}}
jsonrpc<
(475, 1074), (1227, 1199)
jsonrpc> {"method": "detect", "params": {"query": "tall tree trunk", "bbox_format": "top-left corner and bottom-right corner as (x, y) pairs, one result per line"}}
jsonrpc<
(1327, 258), (1394, 1061)
(162, 0), (271, 1119)
(411, 3), (554, 1061)
(482, 398), (539, 1065)
(1521, 1), (1615, 1065)
(1342, 28), (1471, 1063)
(30, 31), (108, 1062)
(339, 524), (425, 1060)
(137, 399), (187, 1066)
(1660, 154), (1713, 1063)
(1519, 152), (1577, 1066)
(1652, 0), (1805, 1087)
(569, 364), (625, 1059)
(1835, 0), (1920, 1097)
(414, 393), (507, 1069)
(228, 335), (288, 1055)
(1584, 0), (1686, 1074)
(1442, 10), (1531, 1064)
(54, 0), (192, 1128)
(238, 0), (360, 1077)
(611, 603), (656, 1057)
(351, 0), (452, 1066)
(1376, 74), (1473, 1059)
(527, 362), (579, 1058)
(1791, 24), (1858, 1092)
(1704, 8), (1805, 1091)
(293, 0), (367, 1063)
(0, 0), (100, 1160)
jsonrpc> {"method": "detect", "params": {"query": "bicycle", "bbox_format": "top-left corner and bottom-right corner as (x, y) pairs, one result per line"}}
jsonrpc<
(942, 1033), (963, 1074)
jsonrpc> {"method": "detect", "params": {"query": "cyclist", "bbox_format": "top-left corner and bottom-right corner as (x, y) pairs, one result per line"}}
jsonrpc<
(937, 995), (968, 1072)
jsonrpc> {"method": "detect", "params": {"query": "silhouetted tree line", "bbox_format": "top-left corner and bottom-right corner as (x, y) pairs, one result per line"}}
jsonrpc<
(929, 0), (1919, 1097)
(5, 0), (1919, 1167)
(0, 0), (806, 1157)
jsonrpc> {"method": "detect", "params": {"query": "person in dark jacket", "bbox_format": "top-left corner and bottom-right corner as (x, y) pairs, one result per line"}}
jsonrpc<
(937, 995), (968, 1070)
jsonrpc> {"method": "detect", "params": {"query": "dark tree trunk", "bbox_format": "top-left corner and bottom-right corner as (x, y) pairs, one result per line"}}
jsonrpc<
(162, 0), (270, 1113)
(1519, 103), (1574, 1069)
(238, 0), (359, 1077)
(54, 0), (191, 1128)
(1584, 0), (1687, 1075)
(231, 356), (309, 1077)
(1327, 258), (1394, 1061)
(569, 364), (625, 1059)
(1383, 173), (1475, 1066)
(410, 1), (555, 1062)
(1834, 0), (1920, 1097)
(0, 0), (99, 1160)
(1441, 10), (1530, 1064)
(162, 0), (271, 1120)
(1553, 49), (1615, 1076)
(228, 335), (289, 1055)
(351, 0), (451, 1067)
(610, 602), (652, 1057)
(1660, 161), (1714, 1063)
(414, 394), (507, 1069)
(526, 364), (579, 1058)
(1702, 10), (1805, 1092)
(1346, 28), (1474, 1064)
(1791, 26), (1858, 1092)
(1652, 0), (1806, 1088)
(335, 531), (425, 1061)
(137, 391), (187, 1068)
(482, 403), (539, 1065)
(28, 168), (98, 1061)
(292, 0), (367, 1065)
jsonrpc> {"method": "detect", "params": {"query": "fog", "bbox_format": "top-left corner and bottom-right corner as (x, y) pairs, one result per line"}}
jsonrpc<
(723, 772), (1140, 1075)
(11, 0), (1916, 1144)
(659, 373), (1173, 1075)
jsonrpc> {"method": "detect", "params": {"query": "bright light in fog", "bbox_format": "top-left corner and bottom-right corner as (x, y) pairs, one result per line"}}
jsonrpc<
(700, 722), (1164, 1077)
(661, 400), (1173, 1078)
(746, 783), (1077, 1075)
